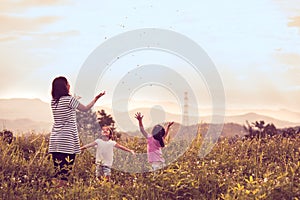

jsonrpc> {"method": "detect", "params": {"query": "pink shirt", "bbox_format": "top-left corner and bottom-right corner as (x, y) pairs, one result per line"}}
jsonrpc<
(147, 135), (165, 163)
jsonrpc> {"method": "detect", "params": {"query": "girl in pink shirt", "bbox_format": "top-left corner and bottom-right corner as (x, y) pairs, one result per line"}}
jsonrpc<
(135, 112), (174, 170)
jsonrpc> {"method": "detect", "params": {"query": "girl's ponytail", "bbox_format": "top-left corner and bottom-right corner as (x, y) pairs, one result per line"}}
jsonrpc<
(152, 125), (166, 147)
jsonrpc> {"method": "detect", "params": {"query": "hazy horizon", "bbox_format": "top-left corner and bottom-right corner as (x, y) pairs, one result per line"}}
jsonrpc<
(2, 96), (300, 116)
(1, 97), (300, 123)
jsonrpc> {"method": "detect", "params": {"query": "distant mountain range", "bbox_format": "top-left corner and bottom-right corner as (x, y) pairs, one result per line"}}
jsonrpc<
(223, 112), (300, 128)
(0, 98), (53, 133)
(97, 106), (300, 131)
(0, 98), (52, 121)
(0, 98), (300, 134)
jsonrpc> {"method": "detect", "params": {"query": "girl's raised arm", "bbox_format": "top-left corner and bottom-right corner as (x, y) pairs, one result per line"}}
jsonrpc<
(135, 112), (148, 138)
(163, 121), (174, 143)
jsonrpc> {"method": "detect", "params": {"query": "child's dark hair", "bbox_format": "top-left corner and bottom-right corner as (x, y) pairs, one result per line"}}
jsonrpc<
(152, 125), (166, 147)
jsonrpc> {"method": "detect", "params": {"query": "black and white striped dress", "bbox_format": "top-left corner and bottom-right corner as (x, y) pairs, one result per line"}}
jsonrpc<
(49, 96), (80, 154)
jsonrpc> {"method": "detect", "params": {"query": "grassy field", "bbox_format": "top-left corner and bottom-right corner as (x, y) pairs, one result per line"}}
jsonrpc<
(0, 128), (299, 200)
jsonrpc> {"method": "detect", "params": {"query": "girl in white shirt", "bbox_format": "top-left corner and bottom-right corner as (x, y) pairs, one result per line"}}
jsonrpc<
(80, 126), (134, 181)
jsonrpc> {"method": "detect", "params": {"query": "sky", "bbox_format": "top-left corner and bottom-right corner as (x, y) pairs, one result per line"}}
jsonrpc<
(1, 0), (300, 116)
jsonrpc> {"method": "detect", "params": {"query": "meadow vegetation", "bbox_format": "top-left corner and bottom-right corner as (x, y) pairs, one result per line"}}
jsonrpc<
(0, 123), (299, 200)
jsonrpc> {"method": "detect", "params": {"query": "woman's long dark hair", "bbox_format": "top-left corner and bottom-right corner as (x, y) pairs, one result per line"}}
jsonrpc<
(152, 125), (166, 147)
(51, 76), (70, 105)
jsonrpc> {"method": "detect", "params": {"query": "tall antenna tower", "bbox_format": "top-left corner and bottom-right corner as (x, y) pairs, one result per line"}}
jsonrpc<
(183, 92), (189, 126)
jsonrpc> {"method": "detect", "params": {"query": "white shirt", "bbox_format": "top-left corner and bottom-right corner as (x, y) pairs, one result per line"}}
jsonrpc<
(95, 139), (117, 167)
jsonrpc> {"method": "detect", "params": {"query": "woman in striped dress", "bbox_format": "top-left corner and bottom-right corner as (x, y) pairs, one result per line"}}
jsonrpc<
(49, 76), (105, 187)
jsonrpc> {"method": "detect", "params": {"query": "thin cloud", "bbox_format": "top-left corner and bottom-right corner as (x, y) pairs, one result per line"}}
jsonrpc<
(0, 30), (80, 44)
(218, 63), (294, 110)
(273, 0), (300, 13)
(0, 0), (70, 12)
(0, 15), (62, 34)
(0, 0), (76, 96)
(39, 30), (80, 38)
(0, 36), (18, 42)
(272, 53), (300, 98)
(0, 3), (77, 43)
(0, 0), (70, 40)
(0, 42), (44, 95)
(288, 16), (300, 29)
(273, 0), (300, 33)
(275, 53), (300, 67)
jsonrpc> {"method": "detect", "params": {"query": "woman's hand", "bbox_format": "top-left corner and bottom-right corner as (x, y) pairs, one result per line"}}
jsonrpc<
(95, 91), (105, 101)
(77, 91), (105, 112)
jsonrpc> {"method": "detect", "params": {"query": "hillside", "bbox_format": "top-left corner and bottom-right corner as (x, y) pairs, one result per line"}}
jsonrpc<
(119, 122), (247, 141)
(224, 112), (299, 128)
(0, 98), (52, 122)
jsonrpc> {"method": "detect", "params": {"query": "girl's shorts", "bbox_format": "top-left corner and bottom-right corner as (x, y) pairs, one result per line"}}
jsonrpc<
(96, 165), (111, 177)
(151, 161), (165, 171)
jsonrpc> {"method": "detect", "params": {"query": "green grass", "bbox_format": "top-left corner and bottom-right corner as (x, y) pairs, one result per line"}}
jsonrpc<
(0, 130), (299, 200)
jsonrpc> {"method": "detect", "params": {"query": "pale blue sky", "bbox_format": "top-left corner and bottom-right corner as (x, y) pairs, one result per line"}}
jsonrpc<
(1, 0), (300, 113)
